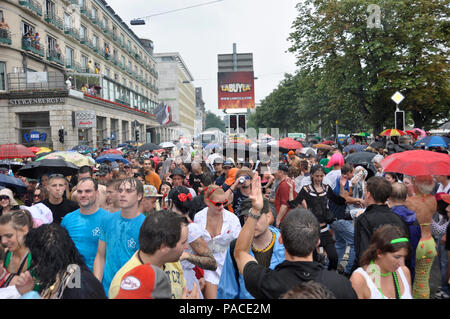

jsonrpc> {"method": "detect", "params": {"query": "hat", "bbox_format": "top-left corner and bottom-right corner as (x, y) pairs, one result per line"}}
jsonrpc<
(143, 185), (163, 198)
(213, 157), (224, 164)
(170, 167), (185, 178)
(326, 153), (345, 168)
(114, 264), (171, 299)
(240, 198), (270, 216)
(0, 188), (18, 206)
(277, 163), (289, 173)
(223, 158), (235, 168)
(95, 164), (112, 176)
(288, 150), (295, 155)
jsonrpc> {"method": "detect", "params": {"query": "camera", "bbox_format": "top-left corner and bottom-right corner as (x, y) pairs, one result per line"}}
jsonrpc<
(238, 177), (246, 184)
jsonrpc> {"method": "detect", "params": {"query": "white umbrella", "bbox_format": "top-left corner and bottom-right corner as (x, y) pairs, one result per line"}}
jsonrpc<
(160, 142), (176, 148)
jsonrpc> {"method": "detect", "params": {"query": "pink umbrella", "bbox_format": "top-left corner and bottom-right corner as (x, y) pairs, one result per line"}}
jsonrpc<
(413, 128), (426, 139)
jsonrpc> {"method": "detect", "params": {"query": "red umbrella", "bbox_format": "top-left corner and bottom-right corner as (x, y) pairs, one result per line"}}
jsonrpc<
(28, 146), (41, 153)
(380, 150), (450, 176)
(380, 129), (406, 136)
(0, 144), (36, 159)
(405, 130), (418, 139)
(322, 140), (335, 145)
(99, 149), (123, 156)
(279, 137), (303, 150)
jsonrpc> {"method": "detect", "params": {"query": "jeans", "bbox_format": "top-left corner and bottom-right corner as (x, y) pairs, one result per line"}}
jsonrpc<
(320, 230), (338, 270)
(331, 219), (355, 274)
(437, 234), (449, 294)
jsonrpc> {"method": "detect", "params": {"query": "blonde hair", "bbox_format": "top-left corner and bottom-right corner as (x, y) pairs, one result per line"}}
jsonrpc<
(204, 185), (226, 201)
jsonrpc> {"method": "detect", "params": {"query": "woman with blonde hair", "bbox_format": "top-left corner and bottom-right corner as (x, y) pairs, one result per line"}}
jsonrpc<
(194, 185), (241, 298)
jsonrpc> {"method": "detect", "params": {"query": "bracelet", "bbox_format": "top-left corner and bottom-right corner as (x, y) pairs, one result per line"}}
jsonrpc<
(248, 208), (261, 220)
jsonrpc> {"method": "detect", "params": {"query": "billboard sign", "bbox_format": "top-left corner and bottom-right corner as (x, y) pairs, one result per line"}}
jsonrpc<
(218, 71), (255, 109)
(74, 111), (96, 128)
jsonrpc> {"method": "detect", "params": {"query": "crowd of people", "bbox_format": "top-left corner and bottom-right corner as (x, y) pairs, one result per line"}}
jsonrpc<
(0, 137), (449, 300)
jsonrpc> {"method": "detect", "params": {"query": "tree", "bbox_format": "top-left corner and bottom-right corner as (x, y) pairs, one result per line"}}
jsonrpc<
(288, 0), (449, 132)
(205, 111), (226, 132)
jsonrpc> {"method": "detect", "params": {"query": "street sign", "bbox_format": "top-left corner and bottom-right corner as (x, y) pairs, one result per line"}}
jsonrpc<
(391, 91), (405, 105)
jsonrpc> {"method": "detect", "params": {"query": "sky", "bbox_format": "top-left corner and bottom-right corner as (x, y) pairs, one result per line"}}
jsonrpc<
(105, 0), (301, 117)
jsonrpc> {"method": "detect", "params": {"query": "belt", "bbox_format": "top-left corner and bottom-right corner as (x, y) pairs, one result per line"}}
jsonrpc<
(320, 225), (330, 233)
(336, 216), (353, 221)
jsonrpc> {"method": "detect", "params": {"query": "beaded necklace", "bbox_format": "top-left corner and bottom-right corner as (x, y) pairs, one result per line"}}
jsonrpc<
(369, 260), (401, 299)
(252, 231), (275, 253)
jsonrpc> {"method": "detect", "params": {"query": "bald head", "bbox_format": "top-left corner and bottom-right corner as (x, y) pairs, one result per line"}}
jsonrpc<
(390, 182), (408, 203)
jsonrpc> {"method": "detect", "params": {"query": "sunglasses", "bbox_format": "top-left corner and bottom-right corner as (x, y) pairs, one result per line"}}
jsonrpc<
(34, 193), (40, 198)
(207, 198), (228, 207)
(0, 195), (9, 200)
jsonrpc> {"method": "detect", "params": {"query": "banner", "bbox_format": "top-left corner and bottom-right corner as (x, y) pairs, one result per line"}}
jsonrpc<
(74, 111), (96, 128)
(218, 71), (255, 109)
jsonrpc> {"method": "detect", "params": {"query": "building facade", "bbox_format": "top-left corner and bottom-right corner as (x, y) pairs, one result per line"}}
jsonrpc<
(0, 0), (161, 150)
(194, 87), (205, 137)
(155, 52), (196, 139)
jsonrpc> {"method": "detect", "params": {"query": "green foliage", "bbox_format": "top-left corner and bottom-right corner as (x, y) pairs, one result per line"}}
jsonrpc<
(205, 111), (226, 132)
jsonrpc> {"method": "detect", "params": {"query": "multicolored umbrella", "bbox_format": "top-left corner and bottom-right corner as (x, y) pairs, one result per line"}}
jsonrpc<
(0, 144), (36, 159)
(379, 129), (406, 136)
(28, 147), (41, 153)
(36, 147), (52, 154)
(380, 150), (450, 176)
(37, 151), (95, 167)
(99, 149), (123, 156)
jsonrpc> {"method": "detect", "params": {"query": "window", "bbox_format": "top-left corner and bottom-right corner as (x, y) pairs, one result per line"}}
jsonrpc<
(105, 68), (110, 77)
(21, 21), (34, 37)
(102, 16), (108, 29)
(112, 26), (117, 37)
(91, 6), (97, 20)
(80, 25), (87, 40)
(120, 34), (124, 46)
(0, 62), (5, 91)
(64, 13), (71, 29)
(45, 0), (55, 17)
(127, 40), (131, 50)
(93, 34), (98, 48)
(66, 46), (74, 66)
(81, 55), (88, 71)
(46, 35), (57, 51)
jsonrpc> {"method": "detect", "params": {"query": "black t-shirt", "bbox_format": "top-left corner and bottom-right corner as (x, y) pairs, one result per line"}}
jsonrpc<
(42, 198), (79, 224)
(189, 173), (204, 194)
(62, 266), (107, 299)
(243, 260), (357, 299)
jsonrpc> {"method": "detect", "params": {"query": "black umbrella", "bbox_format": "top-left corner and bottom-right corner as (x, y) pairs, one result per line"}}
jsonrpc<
(345, 151), (377, 174)
(370, 141), (385, 149)
(0, 173), (27, 195)
(137, 143), (160, 152)
(17, 159), (79, 179)
(0, 160), (25, 173)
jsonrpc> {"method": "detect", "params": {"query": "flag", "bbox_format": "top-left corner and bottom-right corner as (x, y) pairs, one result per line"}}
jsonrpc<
(155, 103), (171, 125)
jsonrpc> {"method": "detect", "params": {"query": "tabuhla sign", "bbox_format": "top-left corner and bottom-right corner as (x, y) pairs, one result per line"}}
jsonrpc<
(74, 111), (96, 128)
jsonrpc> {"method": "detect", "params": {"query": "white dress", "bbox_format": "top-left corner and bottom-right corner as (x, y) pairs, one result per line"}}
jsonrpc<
(193, 207), (242, 285)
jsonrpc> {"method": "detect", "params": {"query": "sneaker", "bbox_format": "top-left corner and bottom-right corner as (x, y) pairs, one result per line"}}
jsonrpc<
(434, 289), (450, 299)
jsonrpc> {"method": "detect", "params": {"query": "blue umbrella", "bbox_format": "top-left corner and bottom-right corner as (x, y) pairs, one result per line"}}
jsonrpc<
(96, 154), (130, 164)
(0, 173), (27, 195)
(414, 136), (450, 148)
(343, 144), (367, 153)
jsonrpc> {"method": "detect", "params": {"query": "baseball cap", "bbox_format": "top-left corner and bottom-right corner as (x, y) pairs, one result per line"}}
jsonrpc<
(170, 167), (185, 178)
(95, 164), (111, 176)
(114, 264), (171, 299)
(240, 198), (270, 216)
(213, 157), (224, 164)
(143, 184), (163, 198)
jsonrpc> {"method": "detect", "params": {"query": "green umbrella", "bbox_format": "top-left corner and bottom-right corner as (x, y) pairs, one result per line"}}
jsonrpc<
(357, 132), (370, 137)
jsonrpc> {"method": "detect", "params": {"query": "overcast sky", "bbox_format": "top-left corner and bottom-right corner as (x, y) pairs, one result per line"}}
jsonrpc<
(106, 0), (300, 117)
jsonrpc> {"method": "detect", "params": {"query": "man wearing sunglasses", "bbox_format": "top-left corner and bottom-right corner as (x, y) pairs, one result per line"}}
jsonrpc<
(41, 174), (79, 224)
(226, 169), (253, 226)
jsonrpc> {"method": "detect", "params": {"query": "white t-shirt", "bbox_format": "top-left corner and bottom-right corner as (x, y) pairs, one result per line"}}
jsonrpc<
(437, 182), (450, 194)
(193, 207), (241, 285)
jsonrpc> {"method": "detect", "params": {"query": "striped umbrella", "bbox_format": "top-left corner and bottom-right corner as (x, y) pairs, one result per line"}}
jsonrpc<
(379, 129), (406, 136)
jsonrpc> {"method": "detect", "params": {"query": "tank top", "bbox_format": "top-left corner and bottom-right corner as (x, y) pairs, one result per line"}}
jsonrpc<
(354, 267), (413, 299)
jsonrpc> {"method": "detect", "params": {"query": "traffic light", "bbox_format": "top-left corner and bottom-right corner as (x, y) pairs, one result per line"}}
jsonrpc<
(135, 129), (140, 141)
(229, 114), (237, 130)
(238, 114), (246, 133)
(58, 129), (64, 143)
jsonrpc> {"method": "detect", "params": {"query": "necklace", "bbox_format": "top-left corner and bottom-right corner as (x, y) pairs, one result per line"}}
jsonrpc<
(369, 260), (401, 299)
(252, 231), (275, 253)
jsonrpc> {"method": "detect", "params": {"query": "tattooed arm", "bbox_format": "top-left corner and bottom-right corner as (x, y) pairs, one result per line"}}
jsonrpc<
(180, 237), (217, 271)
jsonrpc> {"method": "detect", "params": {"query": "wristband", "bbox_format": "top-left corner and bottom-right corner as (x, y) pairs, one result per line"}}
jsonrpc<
(247, 208), (261, 220)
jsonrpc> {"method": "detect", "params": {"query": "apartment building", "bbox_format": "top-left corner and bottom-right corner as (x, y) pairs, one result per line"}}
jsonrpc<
(0, 0), (161, 149)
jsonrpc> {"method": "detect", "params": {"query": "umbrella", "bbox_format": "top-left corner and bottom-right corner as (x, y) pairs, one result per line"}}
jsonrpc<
(345, 151), (377, 166)
(370, 141), (385, 149)
(28, 147), (41, 153)
(300, 147), (317, 156)
(380, 129), (406, 136)
(439, 122), (450, 130)
(160, 142), (176, 148)
(0, 174), (27, 195)
(343, 144), (367, 153)
(413, 128), (427, 139)
(37, 151), (95, 167)
(0, 144), (36, 159)
(322, 140), (335, 145)
(99, 149), (123, 156)
(312, 144), (333, 150)
(137, 143), (160, 152)
(405, 130), (418, 139)
(0, 160), (25, 172)
(96, 154), (129, 164)
(380, 150), (450, 176)
(36, 147), (52, 154)
(356, 132), (370, 137)
(279, 137), (303, 150)
(71, 145), (93, 154)
(205, 143), (222, 150)
(414, 136), (450, 148)
(179, 137), (191, 144)
(17, 159), (79, 179)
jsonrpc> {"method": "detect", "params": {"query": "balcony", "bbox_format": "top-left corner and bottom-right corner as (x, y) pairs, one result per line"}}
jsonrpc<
(7, 71), (65, 92)
(44, 13), (63, 30)
(66, 60), (81, 72)
(89, 13), (100, 25)
(0, 29), (12, 45)
(22, 38), (45, 57)
(19, 0), (43, 17)
(46, 49), (64, 66)
(64, 27), (80, 41)
(69, 0), (79, 5)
